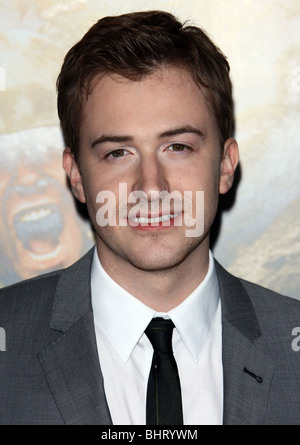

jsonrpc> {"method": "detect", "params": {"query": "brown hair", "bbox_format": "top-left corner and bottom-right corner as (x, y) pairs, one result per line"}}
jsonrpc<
(57, 10), (234, 163)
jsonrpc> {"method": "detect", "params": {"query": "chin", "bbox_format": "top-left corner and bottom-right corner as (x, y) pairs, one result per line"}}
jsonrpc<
(126, 249), (195, 273)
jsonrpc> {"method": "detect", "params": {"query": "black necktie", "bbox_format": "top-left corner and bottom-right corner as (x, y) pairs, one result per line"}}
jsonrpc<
(145, 317), (183, 425)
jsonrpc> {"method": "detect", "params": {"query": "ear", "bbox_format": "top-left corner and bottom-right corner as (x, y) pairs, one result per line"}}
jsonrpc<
(219, 138), (239, 194)
(62, 147), (86, 203)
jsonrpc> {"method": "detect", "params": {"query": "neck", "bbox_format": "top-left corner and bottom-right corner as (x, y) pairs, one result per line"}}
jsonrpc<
(96, 239), (210, 312)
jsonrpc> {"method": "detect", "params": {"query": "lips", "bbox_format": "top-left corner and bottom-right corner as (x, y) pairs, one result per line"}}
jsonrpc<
(130, 213), (179, 224)
(13, 203), (63, 256)
(127, 212), (183, 229)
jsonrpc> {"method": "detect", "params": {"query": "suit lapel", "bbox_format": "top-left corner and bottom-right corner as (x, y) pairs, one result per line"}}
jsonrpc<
(215, 261), (275, 425)
(38, 248), (112, 425)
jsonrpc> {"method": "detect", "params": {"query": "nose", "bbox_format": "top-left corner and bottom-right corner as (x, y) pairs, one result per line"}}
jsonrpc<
(14, 164), (41, 187)
(131, 153), (170, 201)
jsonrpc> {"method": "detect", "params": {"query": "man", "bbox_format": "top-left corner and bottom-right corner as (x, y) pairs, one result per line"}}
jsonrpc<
(0, 127), (93, 286)
(0, 10), (299, 425)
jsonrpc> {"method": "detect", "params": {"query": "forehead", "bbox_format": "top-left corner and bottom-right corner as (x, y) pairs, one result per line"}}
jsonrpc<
(81, 67), (216, 136)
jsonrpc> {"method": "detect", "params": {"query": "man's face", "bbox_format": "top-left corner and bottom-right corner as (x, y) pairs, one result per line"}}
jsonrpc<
(0, 129), (89, 281)
(64, 67), (238, 272)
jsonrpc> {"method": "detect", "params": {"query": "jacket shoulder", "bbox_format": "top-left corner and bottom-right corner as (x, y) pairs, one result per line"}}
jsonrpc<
(239, 276), (300, 312)
(0, 248), (94, 324)
(215, 259), (300, 343)
(215, 259), (300, 310)
(0, 270), (62, 324)
(0, 247), (94, 302)
(227, 271), (300, 355)
(0, 268), (62, 297)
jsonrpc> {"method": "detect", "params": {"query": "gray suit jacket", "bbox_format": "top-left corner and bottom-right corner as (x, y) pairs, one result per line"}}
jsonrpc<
(0, 248), (300, 425)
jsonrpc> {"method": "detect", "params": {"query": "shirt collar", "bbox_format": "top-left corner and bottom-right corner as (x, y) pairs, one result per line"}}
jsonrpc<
(91, 247), (220, 363)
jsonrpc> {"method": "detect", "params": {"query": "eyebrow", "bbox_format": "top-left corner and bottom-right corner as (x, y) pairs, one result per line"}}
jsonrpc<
(158, 126), (206, 140)
(91, 125), (206, 148)
(91, 134), (134, 148)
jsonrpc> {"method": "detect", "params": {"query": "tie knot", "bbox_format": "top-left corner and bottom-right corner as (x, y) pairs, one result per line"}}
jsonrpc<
(145, 318), (174, 354)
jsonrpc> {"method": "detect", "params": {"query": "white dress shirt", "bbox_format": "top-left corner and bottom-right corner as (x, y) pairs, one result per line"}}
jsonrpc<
(91, 247), (223, 425)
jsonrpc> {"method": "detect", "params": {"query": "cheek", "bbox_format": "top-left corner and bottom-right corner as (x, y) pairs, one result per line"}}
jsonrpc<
(80, 173), (115, 224)
(180, 160), (220, 193)
(188, 162), (220, 215)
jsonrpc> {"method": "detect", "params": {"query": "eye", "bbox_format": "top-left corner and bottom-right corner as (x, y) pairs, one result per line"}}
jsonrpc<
(168, 143), (191, 153)
(107, 148), (128, 158)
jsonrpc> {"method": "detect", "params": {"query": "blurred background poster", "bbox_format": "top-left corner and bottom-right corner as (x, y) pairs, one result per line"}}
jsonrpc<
(0, 0), (299, 299)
